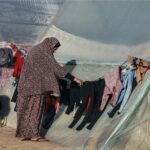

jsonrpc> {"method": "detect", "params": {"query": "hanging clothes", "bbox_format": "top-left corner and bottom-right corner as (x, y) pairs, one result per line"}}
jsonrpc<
(42, 95), (58, 129)
(68, 81), (94, 129)
(75, 79), (105, 130)
(65, 82), (81, 114)
(80, 78), (105, 130)
(118, 69), (136, 113)
(11, 50), (25, 103)
(59, 79), (71, 107)
(99, 68), (123, 111)
(42, 105), (56, 129)
(68, 79), (105, 130)
(12, 50), (25, 78)
(108, 69), (136, 117)
(0, 48), (13, 67)
(128, 55), (149, 84)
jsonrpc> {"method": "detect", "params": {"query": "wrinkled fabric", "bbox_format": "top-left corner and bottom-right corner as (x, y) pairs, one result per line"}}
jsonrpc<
(0, 48), (13, 67)
(16, 95), (45, 138)
(13, 50), (25, 78)
(136, 65), (148, 85)
(128, 55), (149, 85)
(18, 37), (68, 96)
(118, 70), (136, 113)
(0, 68), (12, 90)
(99, 68), (123, 111)
(108, 69), (136, 117)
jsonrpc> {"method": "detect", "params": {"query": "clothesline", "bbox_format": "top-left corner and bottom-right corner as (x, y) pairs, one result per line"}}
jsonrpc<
(0, 41), (150, 130)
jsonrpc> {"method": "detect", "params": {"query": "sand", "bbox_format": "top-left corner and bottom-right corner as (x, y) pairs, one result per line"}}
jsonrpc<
(0, 126), (72, 150)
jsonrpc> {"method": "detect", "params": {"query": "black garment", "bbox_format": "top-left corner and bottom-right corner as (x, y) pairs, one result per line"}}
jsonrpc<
(107, 100), (122, 118)
(0, 100), (2, 112)
(76, 79), (105, 130)
(68, 81), (94, 128)
(11, 87), (18, 103)
(86, 94), (112, 130)
(42, 105), (56, 129)
(11, 78), (19, 112)
(59, 79), (70, 106)
(148, 61), (150, 69)
(59, 78), (81, 114)
(65, 82), (80, 114)
(85, 79), (106, 130)
(65, 73), (75, 81)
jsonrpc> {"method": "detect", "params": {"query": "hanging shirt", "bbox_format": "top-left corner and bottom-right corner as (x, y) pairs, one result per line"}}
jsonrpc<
(13, 50), (25, 78)
(108, 69), (136, 116)
(118, 69), (136, 113)
(99, 68), (123, 111)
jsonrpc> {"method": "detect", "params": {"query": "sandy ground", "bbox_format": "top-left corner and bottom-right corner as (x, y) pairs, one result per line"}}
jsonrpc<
(0, 126), (72, 150)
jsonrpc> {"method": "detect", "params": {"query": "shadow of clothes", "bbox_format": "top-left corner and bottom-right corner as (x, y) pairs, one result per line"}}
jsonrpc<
(55, 59), (77, 118)
(0, 95), (10, 126)
(63, 59), (77, 73)
(56, 59), (77, 117)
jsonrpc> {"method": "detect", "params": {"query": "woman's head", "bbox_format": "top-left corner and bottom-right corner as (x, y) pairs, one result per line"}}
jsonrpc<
(52, 41), (61, 53)
(42, 37), (61, 53)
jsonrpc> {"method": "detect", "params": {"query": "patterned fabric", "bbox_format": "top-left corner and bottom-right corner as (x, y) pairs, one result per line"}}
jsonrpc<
(16, 95), (45, 138)
(18, 37), (68, 96)
(128, 55), (149, 84)
(136, 64), (148, 85)
(99, 68), (123, 111)
(0, 68), (12, 90)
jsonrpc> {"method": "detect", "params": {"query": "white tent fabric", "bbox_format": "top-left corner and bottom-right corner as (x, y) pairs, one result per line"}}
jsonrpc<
(43, 25), (150, 64)
(0, 0), (150, 150)
(45, 71), (150, 150)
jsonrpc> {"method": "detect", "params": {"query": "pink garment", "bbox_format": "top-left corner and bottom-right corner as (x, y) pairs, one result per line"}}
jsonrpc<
(99, 68), (123, 111)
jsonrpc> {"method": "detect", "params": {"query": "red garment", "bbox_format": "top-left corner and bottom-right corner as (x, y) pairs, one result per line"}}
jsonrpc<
(13, 50), (24, 78)
(86, 96), (91, 112)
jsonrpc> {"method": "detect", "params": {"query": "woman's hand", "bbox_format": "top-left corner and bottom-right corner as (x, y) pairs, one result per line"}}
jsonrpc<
(74, 78), (83, 86)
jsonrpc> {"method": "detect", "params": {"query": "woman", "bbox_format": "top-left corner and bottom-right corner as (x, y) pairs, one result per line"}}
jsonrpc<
(16, 37), (83, 141)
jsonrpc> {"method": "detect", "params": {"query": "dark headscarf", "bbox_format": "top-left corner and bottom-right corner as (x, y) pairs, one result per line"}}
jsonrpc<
(18, 37), (68, 96)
